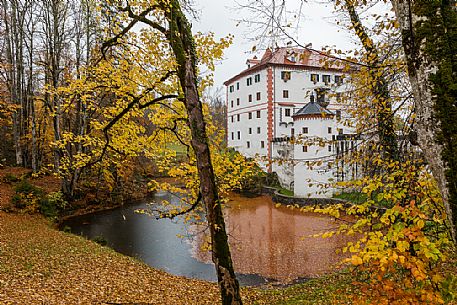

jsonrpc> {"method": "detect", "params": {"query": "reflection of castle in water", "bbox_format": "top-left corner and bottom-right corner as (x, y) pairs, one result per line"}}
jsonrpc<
(191, 194), (351, 282)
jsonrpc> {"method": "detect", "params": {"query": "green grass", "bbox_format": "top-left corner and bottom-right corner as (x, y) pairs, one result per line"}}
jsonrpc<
(278, 188), (294, 197)
(166, 143), (187, 155)
(333, 192), (367, 204)
(253, 271), (354, 304)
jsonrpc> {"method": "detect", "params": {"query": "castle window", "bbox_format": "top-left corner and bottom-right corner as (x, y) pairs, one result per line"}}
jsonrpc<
(247, 77), (253, 86)
(281, 71), (291, 81)
(247, 141), (250, 148)
(256, 110), (261, 118)
(261, 141), (265, 148)
(285, 108), (291, 117)
(249, 128), (252, 134)
(248, 94), (252, 103)
(335, 75), (343, 85)
(323, 75), (331, 84)
(236, 82), (240, 90)
(328, 127), (332, 134)
(257, 127), (261, 134)
(283, 90), (289, 98)
(248, 112), (252, 119)
(231, 132), (234, 140)
(229, 85), (234, 92)
(302, 127), (308, 134)
(237, 131), (241, 139)
(303, 145), (308, 152)
(256, 92), (261, 100)
(231, 100), (233, 108)
(231, 116), (234, 123)
(328, 145), (332, 152)
(237, 98), (240, 106)
(254, 74), (260, 83)
(310, 74), (319, 83)
(237, 114), (240, 121)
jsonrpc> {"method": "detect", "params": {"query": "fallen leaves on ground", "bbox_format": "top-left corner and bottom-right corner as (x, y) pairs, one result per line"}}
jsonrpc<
(0, 212), (228, 304)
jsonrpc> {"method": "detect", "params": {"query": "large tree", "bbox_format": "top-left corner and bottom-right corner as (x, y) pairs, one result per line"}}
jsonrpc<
(391, 0), (457, 242)
(100, 0), (242, 303)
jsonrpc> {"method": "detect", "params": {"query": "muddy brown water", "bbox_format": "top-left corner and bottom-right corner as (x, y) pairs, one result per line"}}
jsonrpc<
(63, 192), (351, 286)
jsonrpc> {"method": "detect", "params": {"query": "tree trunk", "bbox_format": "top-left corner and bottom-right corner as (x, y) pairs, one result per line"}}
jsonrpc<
(391, 0), (457, 242)
(163, 1), (242, 304)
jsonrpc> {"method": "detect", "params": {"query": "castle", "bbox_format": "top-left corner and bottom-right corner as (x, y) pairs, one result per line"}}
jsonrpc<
(224, 47), (358, 198)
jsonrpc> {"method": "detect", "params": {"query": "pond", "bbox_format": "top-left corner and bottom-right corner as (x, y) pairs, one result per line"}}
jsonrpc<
(63, 192), (350, 286)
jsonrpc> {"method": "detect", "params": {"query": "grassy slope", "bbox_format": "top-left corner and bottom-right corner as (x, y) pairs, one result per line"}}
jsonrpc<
(253, 273), (354, 305)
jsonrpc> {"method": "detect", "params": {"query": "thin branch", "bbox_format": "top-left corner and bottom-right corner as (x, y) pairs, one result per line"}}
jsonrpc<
(143, 192), (202, 220)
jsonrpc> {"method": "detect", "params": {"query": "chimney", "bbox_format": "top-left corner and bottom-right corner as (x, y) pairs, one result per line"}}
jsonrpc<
(246, 55), (260, 68)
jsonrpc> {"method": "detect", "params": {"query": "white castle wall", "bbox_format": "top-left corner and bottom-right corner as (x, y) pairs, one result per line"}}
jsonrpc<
(227, 69), (269, 158)
(292, 116), (336, 198)
(226, 54), (355, 198)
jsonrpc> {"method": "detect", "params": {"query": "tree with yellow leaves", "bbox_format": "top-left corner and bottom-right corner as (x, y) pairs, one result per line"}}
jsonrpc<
(57, 1), (247, 303)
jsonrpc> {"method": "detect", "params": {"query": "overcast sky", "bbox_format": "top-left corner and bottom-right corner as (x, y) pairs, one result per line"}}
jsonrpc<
(190, 0), (357, 89)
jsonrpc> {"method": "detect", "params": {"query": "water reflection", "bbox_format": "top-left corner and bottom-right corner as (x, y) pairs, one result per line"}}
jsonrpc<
(63, 192), (351, 285)
(194, 193), (350, 282)
(64, 193), (219, 282)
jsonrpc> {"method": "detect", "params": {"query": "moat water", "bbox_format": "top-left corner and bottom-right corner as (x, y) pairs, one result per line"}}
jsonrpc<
(63, 192), (350, 286)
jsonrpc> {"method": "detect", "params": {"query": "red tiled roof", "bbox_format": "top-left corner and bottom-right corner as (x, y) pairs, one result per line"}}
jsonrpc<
(224, 47), (346, 86)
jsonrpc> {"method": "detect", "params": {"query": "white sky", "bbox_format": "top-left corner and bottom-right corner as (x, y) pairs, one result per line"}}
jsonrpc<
(191, 0), (358, 89)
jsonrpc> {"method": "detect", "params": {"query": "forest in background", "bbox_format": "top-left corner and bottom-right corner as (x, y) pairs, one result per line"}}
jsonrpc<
(0, 0), (237, 203)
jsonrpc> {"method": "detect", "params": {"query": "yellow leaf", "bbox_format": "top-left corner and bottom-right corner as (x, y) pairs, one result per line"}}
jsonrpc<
(350, 255), (363, 266)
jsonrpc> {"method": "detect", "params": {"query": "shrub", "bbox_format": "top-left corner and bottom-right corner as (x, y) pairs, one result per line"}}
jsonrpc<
(11, 181), (68, 219)
(38, 197), (57, 218)
(39, 191), (68, 219)
(93, 235), (108, 246)
(11, 194), (24, 208)
(14, 179), (43, 197)
(11, 180), (44, 213)
(3, 173), (19, 184)
(46, 191), (68, 210)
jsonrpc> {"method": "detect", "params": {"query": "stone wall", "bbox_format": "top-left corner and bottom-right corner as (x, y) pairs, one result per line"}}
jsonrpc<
(261, 186), (348, 207)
